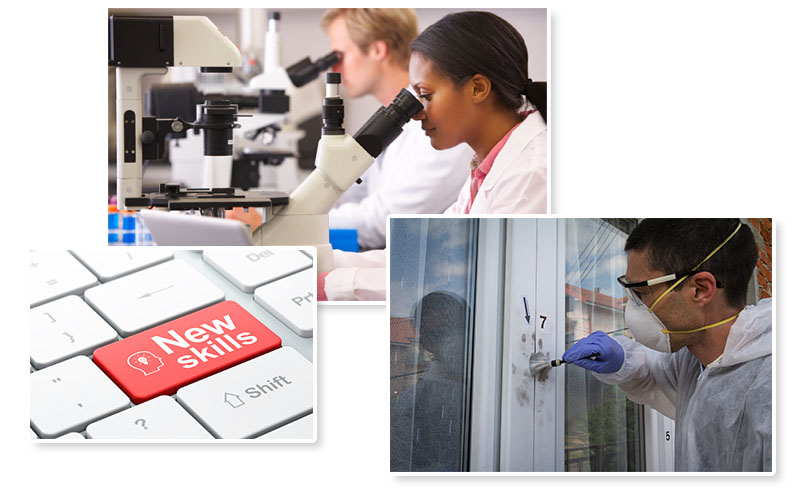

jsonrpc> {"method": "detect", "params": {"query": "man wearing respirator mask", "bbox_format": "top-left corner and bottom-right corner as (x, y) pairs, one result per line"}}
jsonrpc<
(562, 219), (771, 472)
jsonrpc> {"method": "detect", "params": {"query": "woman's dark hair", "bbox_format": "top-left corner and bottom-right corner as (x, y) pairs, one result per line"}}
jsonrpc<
(411, 11), (546, 122)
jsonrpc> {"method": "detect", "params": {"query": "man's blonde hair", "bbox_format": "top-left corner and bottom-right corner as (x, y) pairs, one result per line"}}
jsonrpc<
(321, 8), (418, 68)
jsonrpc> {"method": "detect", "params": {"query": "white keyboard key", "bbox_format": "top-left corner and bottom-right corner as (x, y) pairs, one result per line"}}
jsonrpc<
(72, 249), (174, 282)
(30, 428), (38, 439)
(254, 268), (315, 337)
(30, 295), (118, 369)
(30, 356), (131, 438)
(56, 432), (86, 440)
(203, 248), (311, 293)
(257, 414), (314, 440)
(177, 347), (312, 439)
(86, 395), (213, 439)
(30, 251), (97, 307)
(84, 259), (225, 337)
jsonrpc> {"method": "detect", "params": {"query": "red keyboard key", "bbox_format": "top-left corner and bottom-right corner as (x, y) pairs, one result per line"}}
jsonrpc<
(93, 301), (281, 404)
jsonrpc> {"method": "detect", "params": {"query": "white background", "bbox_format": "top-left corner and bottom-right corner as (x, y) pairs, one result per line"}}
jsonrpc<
(1, 1), (796, 497)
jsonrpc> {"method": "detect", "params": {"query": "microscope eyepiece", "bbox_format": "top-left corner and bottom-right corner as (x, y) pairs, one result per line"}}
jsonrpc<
(353, 88), (423, 158)
(389, 88), (424, 122)
(287, 51), (342, 88)
(318, 51), (341, 72)
(321, 73), (344, 136)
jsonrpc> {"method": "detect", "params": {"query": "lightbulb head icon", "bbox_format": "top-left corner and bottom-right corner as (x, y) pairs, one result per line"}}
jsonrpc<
(127, 351), (164, 376)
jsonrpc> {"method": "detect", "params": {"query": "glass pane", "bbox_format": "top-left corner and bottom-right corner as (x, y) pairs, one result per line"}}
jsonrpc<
(564, 218), (644, 472)
(389, 218), (477, 472)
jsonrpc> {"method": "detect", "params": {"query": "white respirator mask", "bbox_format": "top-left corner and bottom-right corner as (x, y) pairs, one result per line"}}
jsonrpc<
(624, 299), (672, 352)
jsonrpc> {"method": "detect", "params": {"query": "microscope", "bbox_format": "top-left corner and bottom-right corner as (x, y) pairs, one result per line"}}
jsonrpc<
(252, 74), (422, 271)
(109, 15), (422, 272)
(140, 12), (341, 195)
(110, 15), (283, 213)
(236, 11), (341, 192)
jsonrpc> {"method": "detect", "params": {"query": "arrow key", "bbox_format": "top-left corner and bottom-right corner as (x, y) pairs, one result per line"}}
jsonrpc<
(85, 259), (224, 336)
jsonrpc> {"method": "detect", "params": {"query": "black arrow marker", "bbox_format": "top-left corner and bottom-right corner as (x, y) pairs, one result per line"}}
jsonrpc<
(522, 296), (531, 325)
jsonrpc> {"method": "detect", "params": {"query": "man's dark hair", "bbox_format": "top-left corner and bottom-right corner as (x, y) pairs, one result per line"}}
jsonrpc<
(625, 219), (758, 308)
(410, 11), (546, 121)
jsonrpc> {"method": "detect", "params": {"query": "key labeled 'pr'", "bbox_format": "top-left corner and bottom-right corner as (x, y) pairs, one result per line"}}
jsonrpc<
(254, 268), (315, 338)
(93, 301), (282, 404)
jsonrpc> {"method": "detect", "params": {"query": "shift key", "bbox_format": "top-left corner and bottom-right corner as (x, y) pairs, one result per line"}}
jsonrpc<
(93, 301), (281, 404)
(177, 347), (312, 439)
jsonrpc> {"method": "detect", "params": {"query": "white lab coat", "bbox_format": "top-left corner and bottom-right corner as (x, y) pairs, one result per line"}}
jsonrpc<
(329, 116), (473, 249)
(322, 249), (386, 301)
(445, 109), (547, 214)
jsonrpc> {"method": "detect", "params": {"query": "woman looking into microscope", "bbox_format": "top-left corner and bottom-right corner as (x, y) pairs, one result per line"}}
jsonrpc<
(409, 10), (547, 214)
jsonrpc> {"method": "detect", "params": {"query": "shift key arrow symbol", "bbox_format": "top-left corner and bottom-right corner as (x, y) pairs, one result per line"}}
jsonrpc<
(224, 392), (245, 409)
(138, 285), (174, 299)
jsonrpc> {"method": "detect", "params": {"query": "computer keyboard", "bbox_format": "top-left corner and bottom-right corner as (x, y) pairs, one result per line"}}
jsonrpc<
(30, 248), (315, 441)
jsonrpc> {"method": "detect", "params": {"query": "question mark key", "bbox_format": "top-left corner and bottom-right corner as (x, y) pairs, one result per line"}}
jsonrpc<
(85, 395), (213, 439)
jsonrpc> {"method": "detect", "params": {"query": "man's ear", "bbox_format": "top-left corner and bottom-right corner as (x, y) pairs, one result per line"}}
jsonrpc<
(469, 74), (492, 104)
(369, 40), (389, 62)
(688, 271), (717, 306)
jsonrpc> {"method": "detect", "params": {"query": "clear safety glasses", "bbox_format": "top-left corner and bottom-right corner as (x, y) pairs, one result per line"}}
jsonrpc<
(617, 221), (740, 309)
(616, 271), (702, 307)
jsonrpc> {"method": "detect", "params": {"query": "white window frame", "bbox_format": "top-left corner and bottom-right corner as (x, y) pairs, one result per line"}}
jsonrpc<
(469, 218), (506, 472)
(469, 219), (562, 471)
(469, 218), (675, 472)
(644, 406), (676, 472)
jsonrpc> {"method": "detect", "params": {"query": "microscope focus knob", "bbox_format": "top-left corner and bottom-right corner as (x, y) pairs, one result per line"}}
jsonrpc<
(141, 130), (156, 145)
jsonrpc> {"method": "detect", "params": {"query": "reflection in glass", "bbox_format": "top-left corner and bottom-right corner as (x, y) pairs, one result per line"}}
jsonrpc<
(564, 219), (644, 471)
(389, 219), (477, 472)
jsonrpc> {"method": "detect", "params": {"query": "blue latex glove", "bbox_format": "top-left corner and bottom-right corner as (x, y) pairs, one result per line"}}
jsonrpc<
(562, 331), (624, 373)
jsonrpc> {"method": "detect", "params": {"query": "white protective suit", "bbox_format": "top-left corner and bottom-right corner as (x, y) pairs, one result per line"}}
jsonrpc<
(594, 298), (772, 472)
(322, 249), (386, 301)
(445, 109), (547, 214)
(329, 113), (473, 250)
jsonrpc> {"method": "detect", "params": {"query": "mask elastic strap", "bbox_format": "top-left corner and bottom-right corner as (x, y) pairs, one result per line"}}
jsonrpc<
(661, 311), (740, 334)
(648, 221), (742, 312)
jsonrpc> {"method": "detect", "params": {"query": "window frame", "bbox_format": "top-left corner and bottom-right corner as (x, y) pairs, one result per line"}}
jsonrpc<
(469, 218), (674, 472)
(468, 218), (507, 472)
(388, 217), (482, 472)
(473, 218), (563, 471)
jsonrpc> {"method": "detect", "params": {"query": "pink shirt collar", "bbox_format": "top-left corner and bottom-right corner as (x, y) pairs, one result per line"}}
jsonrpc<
(467, 111), (532, 212)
